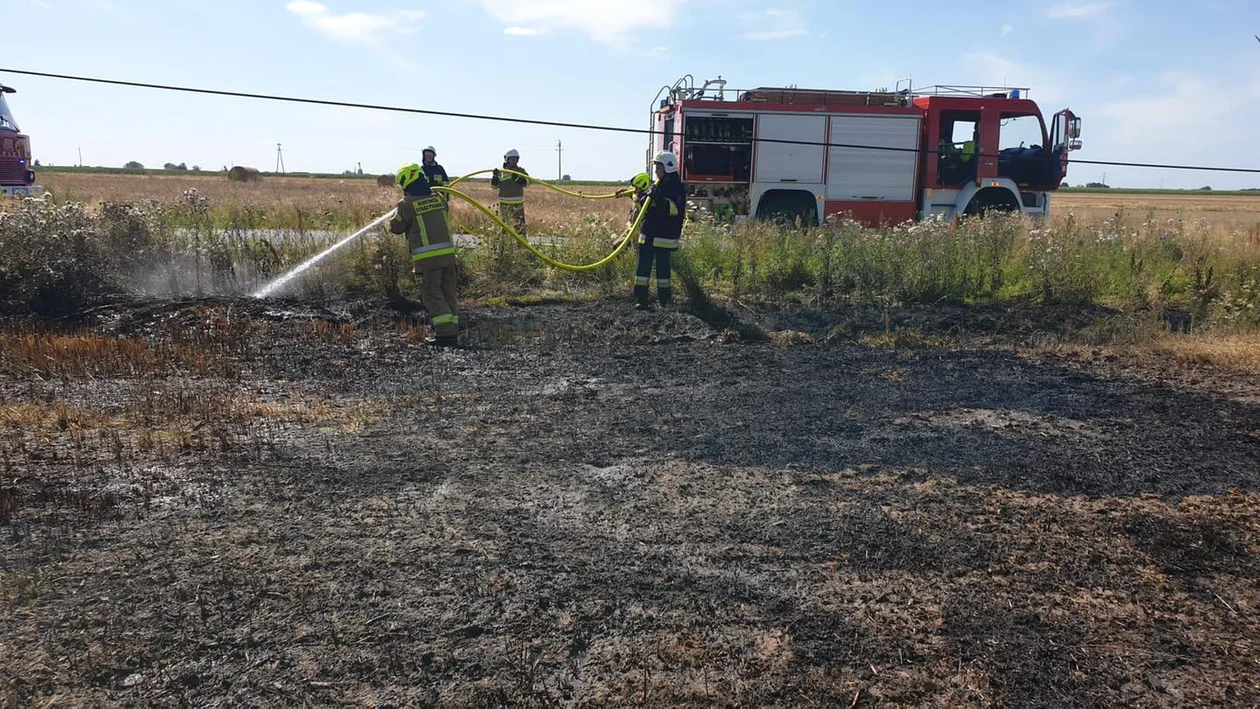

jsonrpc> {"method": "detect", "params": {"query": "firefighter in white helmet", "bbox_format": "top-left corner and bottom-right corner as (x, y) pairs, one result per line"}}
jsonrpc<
(389, 163), (461, 348)
(420, 146), (449, 193)
(491, 148), (530, 235)
(633, 150), (686, 310)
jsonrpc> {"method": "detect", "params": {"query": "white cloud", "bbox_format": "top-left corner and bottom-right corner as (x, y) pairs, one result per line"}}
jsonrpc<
(1095, 71), (1260, 151)
(286, 0), (425, 46)
(477, 0), (677, 43)
(1001, 23), (1014, 36)
(740, 8), (807, 41)
(961, 50), (1067, 107)
(1046, 2), (1112, 20)
(503, 26), (540, 36)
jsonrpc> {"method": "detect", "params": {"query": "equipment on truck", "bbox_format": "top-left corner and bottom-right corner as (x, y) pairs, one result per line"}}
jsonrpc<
(0, 80), (38, 198)
(649, 75), (1082, 226)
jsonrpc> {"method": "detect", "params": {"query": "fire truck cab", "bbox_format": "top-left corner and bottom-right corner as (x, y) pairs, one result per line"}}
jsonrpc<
(0, 81), (38, 198)
(650, 76), (1081, 226)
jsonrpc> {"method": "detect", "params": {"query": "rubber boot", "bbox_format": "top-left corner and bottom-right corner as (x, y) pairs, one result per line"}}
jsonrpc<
(634, 284), (652, 311)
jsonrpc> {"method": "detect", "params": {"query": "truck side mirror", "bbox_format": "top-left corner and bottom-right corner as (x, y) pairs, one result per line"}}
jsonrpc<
(1068, 139), (1083, 151)
(1068, 117), (1081, 139)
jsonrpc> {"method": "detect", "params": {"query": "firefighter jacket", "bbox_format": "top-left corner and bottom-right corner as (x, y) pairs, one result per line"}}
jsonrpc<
(637, 173), (686, 250)
(422, 161), (449, 189)
(494, 163), (530, 204)
(389, 180), (457, 272)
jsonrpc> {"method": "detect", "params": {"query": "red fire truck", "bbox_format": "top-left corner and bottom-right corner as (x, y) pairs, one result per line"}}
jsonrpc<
(0, 80), (38, 198)
(650, 75), (1081, 226)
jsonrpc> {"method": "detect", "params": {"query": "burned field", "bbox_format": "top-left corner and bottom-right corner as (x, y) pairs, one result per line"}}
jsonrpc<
(2, 297), (1258, 706)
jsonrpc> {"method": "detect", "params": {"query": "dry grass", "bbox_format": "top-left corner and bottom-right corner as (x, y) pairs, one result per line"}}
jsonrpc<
(1138, 333), (1260, 373)
(39, 172), (393, 214)
(0, 329), (220, 377)
(1040, 332), (1260, 374)
(36, 172), (633, 234)
(1054, 192), (1260, 230)
(38, 171), (1260, 231)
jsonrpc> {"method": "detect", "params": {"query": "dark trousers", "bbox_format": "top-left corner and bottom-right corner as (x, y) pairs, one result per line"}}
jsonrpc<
(634, 245), (672, 305)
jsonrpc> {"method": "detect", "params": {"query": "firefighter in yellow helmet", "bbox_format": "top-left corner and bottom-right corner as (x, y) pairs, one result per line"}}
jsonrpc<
(633, 151), (686, 310)
(491, 148), (530, 235)
(389, 163), (461, 348)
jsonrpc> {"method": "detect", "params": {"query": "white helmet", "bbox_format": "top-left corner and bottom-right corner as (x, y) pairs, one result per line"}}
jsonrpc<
(504, 148), (520, 159)
(652, 150), (678, 174)
(423, 145), (437, 156)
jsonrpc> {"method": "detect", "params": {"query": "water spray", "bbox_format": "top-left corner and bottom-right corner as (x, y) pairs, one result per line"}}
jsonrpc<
(252, 209), (396, 299)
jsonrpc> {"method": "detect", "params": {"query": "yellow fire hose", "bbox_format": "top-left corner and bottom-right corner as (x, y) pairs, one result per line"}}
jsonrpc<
(447, 168), (634, 200)
(436, 183), (651, 272)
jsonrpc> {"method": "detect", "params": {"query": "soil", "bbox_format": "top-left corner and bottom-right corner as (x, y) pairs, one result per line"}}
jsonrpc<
(2, 296), (1258, 706)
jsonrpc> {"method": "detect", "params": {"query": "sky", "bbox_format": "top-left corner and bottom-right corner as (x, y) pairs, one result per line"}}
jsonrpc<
(5, 0), (1260, 189)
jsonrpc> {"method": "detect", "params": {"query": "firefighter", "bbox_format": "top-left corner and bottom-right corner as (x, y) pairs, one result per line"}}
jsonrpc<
(633, 151), (686, 310)
(420, 146), (449, 192)
(491, 148), (530, 235)
(389, 163), (461, 348)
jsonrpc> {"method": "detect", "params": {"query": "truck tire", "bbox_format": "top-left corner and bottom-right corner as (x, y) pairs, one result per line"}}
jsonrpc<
(963, 187), (1020, 217)
(755, 190), (819, 227)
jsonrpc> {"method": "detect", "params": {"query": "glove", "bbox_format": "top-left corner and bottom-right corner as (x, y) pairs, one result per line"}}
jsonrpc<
(490, 168), (500, 188)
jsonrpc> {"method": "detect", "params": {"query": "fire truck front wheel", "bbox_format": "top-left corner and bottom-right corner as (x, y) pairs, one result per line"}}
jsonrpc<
(963, 187), (1020, 217)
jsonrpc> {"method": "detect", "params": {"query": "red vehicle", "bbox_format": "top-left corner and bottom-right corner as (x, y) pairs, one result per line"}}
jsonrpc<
(650, 75), (1081, 226)
(0, 80), (38, 197)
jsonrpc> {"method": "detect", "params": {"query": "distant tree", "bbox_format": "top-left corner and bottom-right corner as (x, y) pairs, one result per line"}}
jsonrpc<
(33, 159), (40, 167)
(191, 165), (201, 171)
(1085, 181), (1109, 189)
(1198, 185), (1212, 191)
(163, 162), (188, 171)
(562, 174), (571, 181)
(124, 161), (144, 169)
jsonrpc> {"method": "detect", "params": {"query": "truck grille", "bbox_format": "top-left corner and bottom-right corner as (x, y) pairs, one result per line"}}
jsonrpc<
(0, 161), (30, 184)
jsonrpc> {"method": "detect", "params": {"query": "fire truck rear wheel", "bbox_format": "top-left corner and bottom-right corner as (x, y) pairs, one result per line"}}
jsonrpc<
(756, 191), (819, 227)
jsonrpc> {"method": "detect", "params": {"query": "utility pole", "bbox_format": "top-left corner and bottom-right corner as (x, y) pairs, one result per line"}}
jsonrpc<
(556, 140), (563, 180)
(275, 142), (286, 174)
(77, 146), (82, 167)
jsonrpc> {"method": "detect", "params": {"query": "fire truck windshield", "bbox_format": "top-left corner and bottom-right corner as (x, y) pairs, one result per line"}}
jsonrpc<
(0, 95), (19, 132)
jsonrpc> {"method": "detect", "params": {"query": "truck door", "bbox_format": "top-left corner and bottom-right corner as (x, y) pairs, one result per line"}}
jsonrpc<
(935, 110), (981, 187)
(1047, 109), (1081, 185)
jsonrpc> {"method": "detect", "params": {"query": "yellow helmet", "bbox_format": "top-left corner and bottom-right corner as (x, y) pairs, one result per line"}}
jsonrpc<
(630, 172), (651, 191)
(395, 163), (424, 190)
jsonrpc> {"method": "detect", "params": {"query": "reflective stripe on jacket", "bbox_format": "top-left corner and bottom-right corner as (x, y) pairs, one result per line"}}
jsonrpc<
(497, 164), (529, 202)
(422, 162), (449, 187)
(637, 173), (686, 250)
(389, 190), (456, 271)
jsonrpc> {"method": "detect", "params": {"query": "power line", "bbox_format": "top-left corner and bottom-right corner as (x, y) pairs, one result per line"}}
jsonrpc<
(4, 67), (1260, 175)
